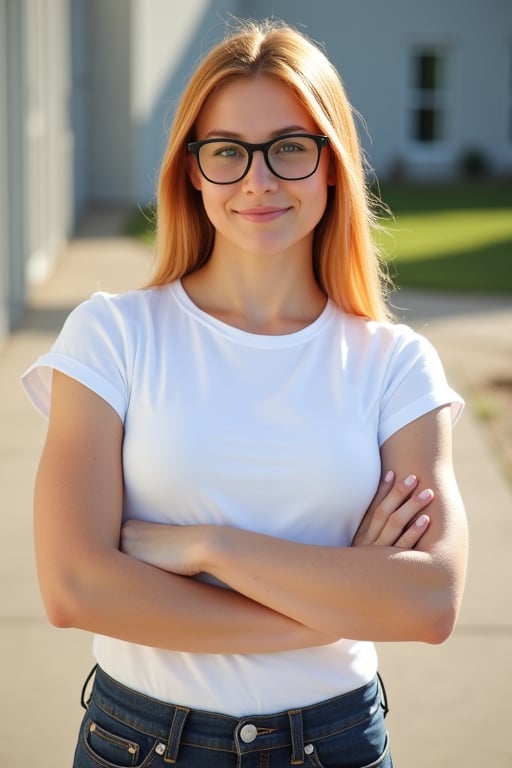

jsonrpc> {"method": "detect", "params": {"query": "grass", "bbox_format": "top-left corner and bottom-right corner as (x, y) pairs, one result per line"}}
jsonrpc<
(125, 181), (512, 293)
(376, 181), (512, 293)
(125, 205), (157, 246)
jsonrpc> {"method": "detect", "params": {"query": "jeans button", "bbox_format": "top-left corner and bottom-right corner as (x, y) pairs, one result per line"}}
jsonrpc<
(239, 723), (258, 743)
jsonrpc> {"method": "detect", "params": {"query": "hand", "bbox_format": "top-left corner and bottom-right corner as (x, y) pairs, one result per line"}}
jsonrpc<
(121, 520), (207, 576)
(352, 471), (433, 549)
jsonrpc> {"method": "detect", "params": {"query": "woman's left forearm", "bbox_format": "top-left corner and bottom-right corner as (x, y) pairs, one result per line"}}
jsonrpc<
(202, 412), (469, 646)
(202, 521), (465, 644)
(123, 409), (469, 644)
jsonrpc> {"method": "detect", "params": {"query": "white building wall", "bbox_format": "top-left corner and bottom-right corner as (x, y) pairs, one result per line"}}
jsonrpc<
(73, 0), (134, 206)
(70, 0), (512, 210)
(70, 0), (89, 219)
(242, 0), (512, 178)
(0, 0), (8, 340)
(0, 0), (72, 343)
(25, 0), (73, 284)
(454, 8), (512, 174)
(1, 0), (509, 343)
(73, 0), (239, 208)
(130, 0), (230, 202)
(1, 0), (26, 337)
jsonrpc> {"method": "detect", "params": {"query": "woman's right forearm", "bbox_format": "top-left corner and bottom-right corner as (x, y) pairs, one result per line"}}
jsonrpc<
(43, 544), (336, 653)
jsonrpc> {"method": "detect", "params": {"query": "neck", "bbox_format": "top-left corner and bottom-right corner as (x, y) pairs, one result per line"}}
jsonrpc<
(182, 245), (326, 335)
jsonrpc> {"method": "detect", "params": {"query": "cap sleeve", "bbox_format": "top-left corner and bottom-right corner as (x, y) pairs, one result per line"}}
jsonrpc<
(21, 292), (132, 421)
(378, 326), (464, 446)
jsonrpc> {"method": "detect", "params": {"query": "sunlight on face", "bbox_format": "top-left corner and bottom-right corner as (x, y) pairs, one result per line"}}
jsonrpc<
(189, 75), (332, 262)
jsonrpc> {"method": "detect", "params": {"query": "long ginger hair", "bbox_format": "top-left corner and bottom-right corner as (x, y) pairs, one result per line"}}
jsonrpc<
(149, 19), (391, 321)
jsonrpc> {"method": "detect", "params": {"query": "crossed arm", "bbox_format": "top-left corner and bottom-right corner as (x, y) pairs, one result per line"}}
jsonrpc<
(34, 371), (468, 653)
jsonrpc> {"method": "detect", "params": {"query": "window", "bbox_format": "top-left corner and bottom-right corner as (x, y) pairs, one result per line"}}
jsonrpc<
(409, 49), (448, 144)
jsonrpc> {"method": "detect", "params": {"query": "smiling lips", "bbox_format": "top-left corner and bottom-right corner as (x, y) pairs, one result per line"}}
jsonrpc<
(236, 206), (291, 223)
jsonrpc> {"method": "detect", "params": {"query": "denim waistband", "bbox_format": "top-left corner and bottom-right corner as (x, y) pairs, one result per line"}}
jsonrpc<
(85, 666), (386, 764)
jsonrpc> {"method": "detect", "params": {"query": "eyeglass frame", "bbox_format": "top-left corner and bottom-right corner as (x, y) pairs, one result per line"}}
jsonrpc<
(187, 133), (330, 185)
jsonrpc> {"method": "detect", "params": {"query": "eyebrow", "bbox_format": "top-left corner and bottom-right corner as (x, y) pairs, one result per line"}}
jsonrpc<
(202, 125), (311, 140)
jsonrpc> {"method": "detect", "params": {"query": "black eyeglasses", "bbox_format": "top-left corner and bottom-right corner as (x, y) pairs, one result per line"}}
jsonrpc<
(187, 133), (329, 185)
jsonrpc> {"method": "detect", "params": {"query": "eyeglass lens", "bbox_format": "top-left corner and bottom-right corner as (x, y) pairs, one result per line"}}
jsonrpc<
(197, 135), (322, 183)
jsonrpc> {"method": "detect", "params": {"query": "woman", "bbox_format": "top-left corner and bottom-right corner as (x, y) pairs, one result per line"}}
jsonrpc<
(22, 19), (468, 768)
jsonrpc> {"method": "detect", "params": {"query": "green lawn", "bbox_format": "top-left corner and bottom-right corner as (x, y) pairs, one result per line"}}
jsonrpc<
(126, 181), (512, 294)
(376, 181), (512, 293)
(125, 205), (157, 246)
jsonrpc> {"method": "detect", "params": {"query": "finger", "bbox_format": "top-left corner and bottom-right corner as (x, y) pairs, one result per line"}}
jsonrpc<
(366, 470), (395, 514)
(394, 513), (430, 548)
(377, 469), (396, 500)
(351, 470), (395, 544)
(368, 474), (419, 541)
(373, 486), (434, 546)
(378, 473), (418, 516)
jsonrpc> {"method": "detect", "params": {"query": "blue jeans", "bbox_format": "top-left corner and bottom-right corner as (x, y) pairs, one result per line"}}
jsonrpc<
(73, 666), (392, 767)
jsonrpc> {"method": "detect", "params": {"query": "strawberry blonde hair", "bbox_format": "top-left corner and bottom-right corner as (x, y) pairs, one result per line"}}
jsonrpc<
(149, 19), (391, 320)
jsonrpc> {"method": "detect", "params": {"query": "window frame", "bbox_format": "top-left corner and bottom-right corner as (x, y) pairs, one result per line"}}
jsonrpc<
(405, 44), (452, 162)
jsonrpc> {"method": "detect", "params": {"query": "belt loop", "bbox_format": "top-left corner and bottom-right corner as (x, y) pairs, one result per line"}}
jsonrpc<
(164, 706), (190, 764)
(80, 664), (98, 710)
(377, 672), (390, 718)
(288, 709), (305, 765)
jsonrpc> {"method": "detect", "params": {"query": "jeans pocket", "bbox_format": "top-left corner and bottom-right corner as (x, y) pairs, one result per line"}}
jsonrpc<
(305, 736), (390, 768)
(73, 712), (159, 768)
(304, 708), (392, 768)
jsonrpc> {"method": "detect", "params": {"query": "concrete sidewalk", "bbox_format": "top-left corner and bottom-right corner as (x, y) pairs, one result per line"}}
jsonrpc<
(1, 218), (511, 766)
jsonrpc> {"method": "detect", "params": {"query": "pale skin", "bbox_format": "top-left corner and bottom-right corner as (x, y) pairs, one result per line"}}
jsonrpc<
(34, 75), (468, 654)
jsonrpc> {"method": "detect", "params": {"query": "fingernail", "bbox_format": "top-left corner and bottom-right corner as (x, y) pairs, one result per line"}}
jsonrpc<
(415, 514), (429, 527)
(384, 470), (394, 483)
(418, 488), (433, 501)
(404, 474), (416, 487)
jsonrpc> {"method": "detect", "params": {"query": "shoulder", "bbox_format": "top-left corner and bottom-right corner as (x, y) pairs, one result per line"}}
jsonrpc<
(340, 311), (436, 363)
(72, 284), (170, 317)
(343, 311), (420, 341)
(62, 285), (172, 338)
(336, 310), (458, 409)
(20, 285), (176, 421)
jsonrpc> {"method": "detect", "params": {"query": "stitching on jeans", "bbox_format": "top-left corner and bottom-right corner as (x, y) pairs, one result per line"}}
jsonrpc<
(84, 717), (139, 767)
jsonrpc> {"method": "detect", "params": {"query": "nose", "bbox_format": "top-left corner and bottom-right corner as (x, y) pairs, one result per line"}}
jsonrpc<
(241, 150), (278, 193)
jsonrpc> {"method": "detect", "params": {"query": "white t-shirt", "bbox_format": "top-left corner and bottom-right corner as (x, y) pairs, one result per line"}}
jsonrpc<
(22, 280), (463, 715)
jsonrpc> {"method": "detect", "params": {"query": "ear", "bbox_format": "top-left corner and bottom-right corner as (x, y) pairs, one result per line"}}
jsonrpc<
(187, 154), (202, 191)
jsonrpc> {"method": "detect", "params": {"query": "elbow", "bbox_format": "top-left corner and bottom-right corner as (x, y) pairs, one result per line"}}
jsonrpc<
(419, 594), (461, 645)
(37, 546), (117, 630)
(423, 613), (456, 645)
(415, 553), (467, 644)
(38, 570), (91, 630)
(42, 586), (82, 629)
(45, 601), (75, 629)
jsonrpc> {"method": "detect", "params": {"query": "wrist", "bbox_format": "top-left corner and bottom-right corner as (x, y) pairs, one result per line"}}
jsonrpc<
(200, 524), (231, 579)
(197, 524), (219, 573)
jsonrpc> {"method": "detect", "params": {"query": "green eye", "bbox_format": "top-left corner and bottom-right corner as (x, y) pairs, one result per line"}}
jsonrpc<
(279, 143), (302, 153)
(273, 138), (308, 153)
(212, 145), (244, 159)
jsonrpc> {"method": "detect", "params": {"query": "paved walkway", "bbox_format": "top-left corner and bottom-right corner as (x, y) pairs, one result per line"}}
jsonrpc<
(1, 215), (511, 766)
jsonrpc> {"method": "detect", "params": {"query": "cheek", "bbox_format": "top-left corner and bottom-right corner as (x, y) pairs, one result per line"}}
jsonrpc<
(199, 189), (231, 226)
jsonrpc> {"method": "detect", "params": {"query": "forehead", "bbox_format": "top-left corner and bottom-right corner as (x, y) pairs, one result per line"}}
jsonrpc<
(195, 75), (318, 139)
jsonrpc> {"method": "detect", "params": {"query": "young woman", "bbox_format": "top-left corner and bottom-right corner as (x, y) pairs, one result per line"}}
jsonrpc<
(22, 19), (468, 768)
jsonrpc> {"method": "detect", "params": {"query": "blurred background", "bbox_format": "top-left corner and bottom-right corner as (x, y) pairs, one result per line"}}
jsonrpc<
(1, 0), (511, 339)
(1, 1), (511, 766)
